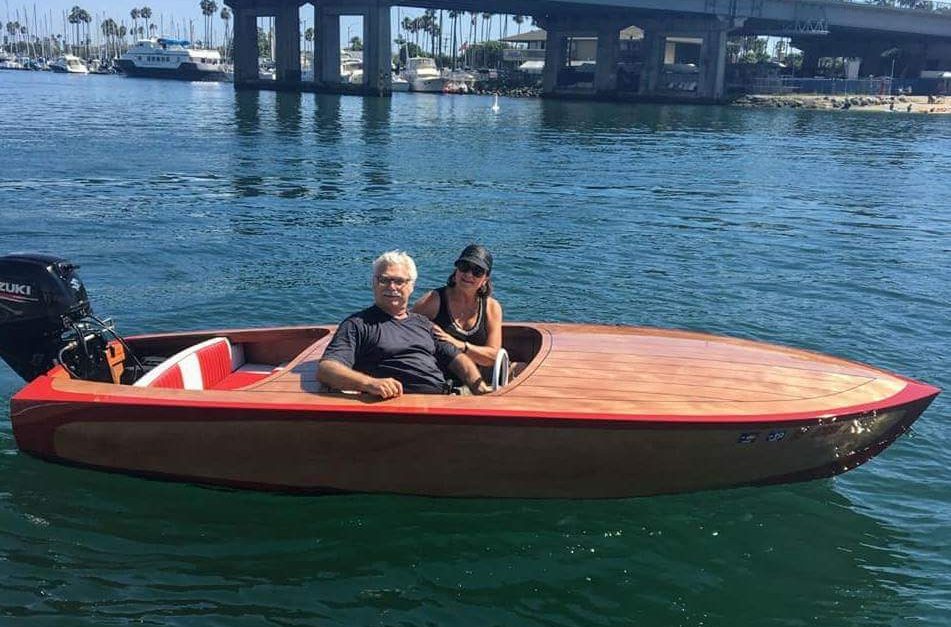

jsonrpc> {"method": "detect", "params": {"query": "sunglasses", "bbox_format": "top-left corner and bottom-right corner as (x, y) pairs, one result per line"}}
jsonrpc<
(455, 261), (487, 278)
(376, 275), (411, 287)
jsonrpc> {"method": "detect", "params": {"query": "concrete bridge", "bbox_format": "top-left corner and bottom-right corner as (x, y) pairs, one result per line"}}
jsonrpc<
(223, 0), (951, 101)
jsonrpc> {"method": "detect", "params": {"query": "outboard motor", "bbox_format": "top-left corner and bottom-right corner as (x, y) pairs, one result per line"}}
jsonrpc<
(0, 253), (126, 382)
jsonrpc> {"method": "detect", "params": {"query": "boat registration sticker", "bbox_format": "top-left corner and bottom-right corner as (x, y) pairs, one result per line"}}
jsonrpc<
(737, 430), (787, 445)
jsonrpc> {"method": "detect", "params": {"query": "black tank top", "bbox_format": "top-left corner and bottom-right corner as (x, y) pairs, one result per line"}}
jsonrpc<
(433, 286), (489, 347)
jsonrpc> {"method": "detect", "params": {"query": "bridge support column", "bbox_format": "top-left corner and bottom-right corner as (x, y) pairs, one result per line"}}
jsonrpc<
(314, 4), (341, 84)
(800, 48), (820, 77)
(639, 16), (738, 103)
(697, 22), (729, 101)
(275, 4), (301, 83)
(541, 29), (566, 94)
(594, 24), (620, 95)
(363, 1), (392, 95)
(639, 28), (663, 96)
(313, 1), (390, 95)
(232, 6), (258, 85)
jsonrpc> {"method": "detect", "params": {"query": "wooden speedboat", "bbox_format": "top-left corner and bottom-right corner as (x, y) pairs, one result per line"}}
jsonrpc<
(9, 323), (939, 498)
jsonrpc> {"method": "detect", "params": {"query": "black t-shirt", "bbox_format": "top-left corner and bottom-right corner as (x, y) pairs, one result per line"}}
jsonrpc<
(322, 305), (460, 394)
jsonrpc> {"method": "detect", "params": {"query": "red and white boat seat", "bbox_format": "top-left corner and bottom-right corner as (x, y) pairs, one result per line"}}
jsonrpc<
(133, 337), (278, 390)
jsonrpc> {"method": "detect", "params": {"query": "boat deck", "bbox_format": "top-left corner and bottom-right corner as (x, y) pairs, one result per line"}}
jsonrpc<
(39, 323), (918, 423)
(224, 323), (909, 420)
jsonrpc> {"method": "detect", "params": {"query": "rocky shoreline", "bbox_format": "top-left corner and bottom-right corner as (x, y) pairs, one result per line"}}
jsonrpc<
(733, 93), (950, 114)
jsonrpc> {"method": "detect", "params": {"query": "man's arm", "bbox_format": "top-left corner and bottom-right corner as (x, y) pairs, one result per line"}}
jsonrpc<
(318, 358), (404, 399)
(448, 353), (491, 395)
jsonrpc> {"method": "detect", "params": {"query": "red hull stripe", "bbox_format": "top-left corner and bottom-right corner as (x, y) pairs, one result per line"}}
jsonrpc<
(11, 370), (940, 429)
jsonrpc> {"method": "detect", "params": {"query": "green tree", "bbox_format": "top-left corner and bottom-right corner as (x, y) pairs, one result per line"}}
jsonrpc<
(67, 7), (83, 53)
(5, 21), (18, 54)
(257, 26), (269, 58)
(200, 0), (218, 47)
(513, 15), (525, 35)
(140, 7), (152, 38)
(220, 7), (231, 57)
(130, 8), (140, 42)
(101, 18), (118, 57)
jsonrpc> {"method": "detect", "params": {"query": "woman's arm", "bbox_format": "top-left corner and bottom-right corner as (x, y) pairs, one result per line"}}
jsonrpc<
(460, 297), (503, 368)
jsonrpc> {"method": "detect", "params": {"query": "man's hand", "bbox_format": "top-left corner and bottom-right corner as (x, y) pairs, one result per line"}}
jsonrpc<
(449, 354), (492, 396)
(318, 359), (403, 400)
(363, 377), (403, 399)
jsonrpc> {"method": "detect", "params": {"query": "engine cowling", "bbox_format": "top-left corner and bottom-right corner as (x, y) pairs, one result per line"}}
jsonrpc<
(0, 253), (93, 381)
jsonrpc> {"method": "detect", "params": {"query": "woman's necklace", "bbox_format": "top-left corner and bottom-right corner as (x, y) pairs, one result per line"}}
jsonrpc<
(449, 291), (479, 331)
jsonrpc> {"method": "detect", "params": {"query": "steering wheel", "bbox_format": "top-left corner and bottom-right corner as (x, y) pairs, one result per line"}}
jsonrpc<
(491, 348), (510, 391)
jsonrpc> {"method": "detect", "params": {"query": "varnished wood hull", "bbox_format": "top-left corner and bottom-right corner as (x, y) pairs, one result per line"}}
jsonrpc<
(9, 324), (939, 498)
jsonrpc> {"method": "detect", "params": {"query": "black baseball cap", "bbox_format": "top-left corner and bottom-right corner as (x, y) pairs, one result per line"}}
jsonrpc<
(455, 244), (493, 275)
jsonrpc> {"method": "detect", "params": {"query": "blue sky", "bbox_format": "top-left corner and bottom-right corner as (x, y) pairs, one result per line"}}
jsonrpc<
(6, 1), (529, 49)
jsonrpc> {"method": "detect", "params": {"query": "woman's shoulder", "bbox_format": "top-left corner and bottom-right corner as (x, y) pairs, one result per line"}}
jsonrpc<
(485, 295), (503, 318)
(412, 289), (441, 318)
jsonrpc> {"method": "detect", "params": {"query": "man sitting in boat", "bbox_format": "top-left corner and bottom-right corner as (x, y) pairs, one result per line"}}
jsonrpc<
(317, 250), (491, 399)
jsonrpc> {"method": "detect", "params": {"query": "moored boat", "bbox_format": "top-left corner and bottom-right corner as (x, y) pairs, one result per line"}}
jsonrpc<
(402, 57), (449, 93)
(0, 254), (940, 498)
(117, 38), (226, 81)
(49, 54), (89, 74)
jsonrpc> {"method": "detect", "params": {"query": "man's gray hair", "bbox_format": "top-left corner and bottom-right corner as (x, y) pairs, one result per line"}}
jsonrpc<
(371, 250), (418, 285)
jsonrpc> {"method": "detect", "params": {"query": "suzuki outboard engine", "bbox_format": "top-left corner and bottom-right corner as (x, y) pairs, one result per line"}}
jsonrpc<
(0, 253), (123, 382)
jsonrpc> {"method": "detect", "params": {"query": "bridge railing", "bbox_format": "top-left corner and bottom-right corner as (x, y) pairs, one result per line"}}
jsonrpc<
(849, 0), (951, 12)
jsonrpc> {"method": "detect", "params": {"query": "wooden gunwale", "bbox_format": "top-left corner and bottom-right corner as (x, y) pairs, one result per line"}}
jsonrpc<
(10, 323), (939, 429)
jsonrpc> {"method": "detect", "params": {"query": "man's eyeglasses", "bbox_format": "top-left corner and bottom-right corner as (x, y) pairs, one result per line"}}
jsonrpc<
(376, 275), (411, 287)
(455, 261), (486, 278)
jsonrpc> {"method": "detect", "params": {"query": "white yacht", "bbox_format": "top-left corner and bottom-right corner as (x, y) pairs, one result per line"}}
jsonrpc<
(0, 52), (25, 70)
(401, 57), (449, 93)
(442, 68), (477, 94)
(391, 74), (410, 91)
(117, 38), (226, 81)
(340, 52), (364, 84)
(49, 55), (89, 74)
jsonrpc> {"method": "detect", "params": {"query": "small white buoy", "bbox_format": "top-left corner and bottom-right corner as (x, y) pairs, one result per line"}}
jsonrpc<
(491, 94), (500, 113)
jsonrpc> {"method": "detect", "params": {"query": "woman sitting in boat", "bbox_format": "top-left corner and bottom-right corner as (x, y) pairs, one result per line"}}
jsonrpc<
(412, 244), (503, 378)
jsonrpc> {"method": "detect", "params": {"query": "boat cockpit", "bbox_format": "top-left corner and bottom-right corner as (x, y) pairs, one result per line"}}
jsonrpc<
(0, 252), (542, 395)
(122, 324), (544, 395)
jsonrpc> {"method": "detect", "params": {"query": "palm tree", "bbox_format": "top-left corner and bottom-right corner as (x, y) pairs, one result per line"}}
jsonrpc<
(448, 11), (459, 68)
(140, 7), (152, 38)
(18, 24), (28, 57)
(6, 21), (20, 54)
(200, 0), (212, 47)
(130, 8), (140, 41)
(68, 7), (83, 54)
(81, 9), (92, 57)
(220, 7), (231, 56)
(513, 15), (525, 36)
(101, 18), (117, 57)
(303, 25), (313, 64)
(481, 13), (491, 67)
(423, 9), (437, 58)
